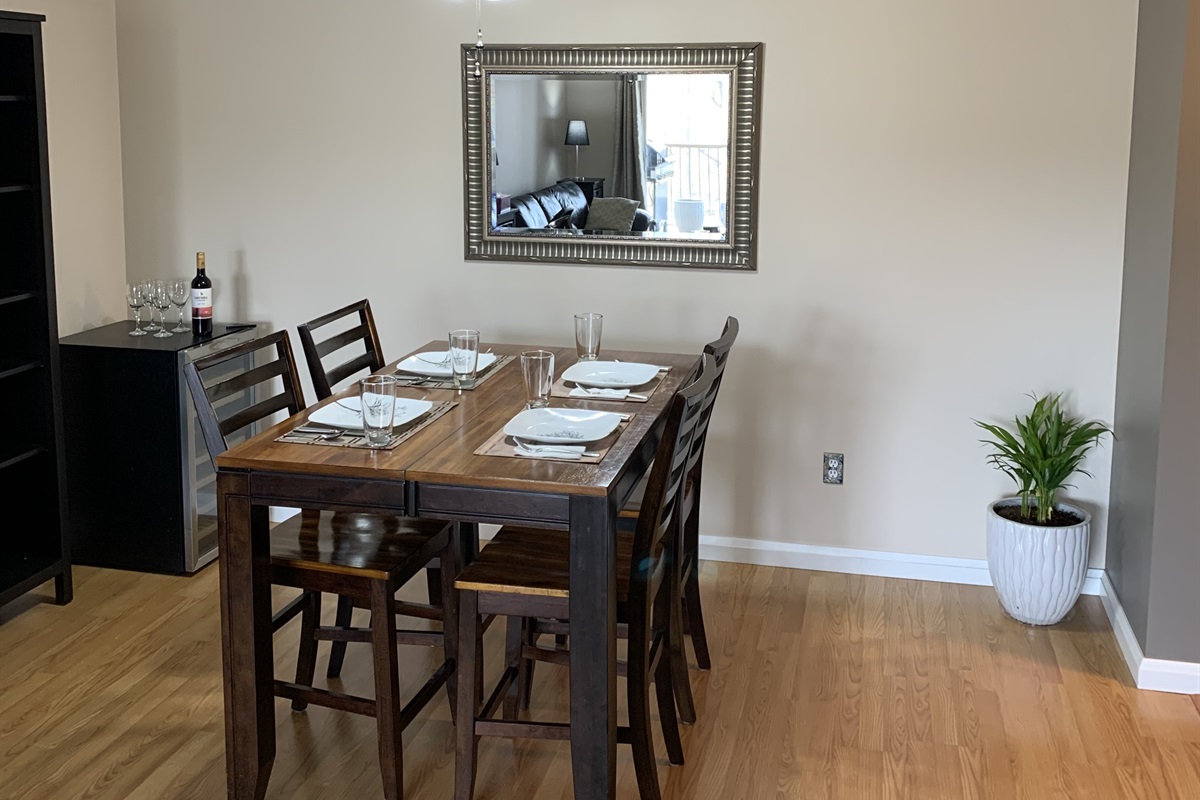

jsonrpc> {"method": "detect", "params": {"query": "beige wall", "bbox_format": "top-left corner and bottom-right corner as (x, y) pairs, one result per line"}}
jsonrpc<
(113, 0), (1136, 564)
(8, 0), (126, 335)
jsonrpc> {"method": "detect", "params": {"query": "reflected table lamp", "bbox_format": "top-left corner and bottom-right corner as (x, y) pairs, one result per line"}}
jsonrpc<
(565, 119), (589, 179)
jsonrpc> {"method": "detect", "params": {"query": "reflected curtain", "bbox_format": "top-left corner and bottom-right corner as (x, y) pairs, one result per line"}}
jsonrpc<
(611, 74), (647, 208)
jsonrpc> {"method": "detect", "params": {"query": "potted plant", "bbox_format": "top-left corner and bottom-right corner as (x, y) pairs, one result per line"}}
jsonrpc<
(975, 394), (1112, 625)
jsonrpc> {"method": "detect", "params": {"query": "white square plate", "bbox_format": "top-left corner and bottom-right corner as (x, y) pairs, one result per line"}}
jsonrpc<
(561, 361), (660, 389)
(396, 350), (498, 378)
(308, 397), (434, 431)
(502, 407), (622, 444)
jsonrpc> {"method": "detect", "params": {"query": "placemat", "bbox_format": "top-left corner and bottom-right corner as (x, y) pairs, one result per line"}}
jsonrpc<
(393, 354), (514, 390)
(550, 368), (668, 403)
(473, 416), (635, 464)
(275, 401), (458, 451)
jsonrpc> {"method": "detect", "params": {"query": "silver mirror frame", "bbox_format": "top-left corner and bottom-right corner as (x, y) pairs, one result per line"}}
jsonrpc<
(461, 43), (764, 271)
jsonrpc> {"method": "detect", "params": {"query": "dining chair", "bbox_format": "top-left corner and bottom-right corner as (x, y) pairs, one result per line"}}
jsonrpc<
(297, 299), (385, 401)
(516, 317), (739, 727)
(184, 329), (458, 800)
(452, 353), (718, 800)
(297, 299), (449, 677)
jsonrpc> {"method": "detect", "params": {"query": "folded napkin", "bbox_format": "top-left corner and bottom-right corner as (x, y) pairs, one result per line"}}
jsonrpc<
(512, 442), (588, 460)
(569, 386), (630, 400)
(514, 449), (583, 460)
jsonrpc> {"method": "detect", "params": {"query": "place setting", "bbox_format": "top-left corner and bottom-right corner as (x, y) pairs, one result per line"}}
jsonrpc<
(549, 312), (670, 403)
(393, 328), (513, 390)
(476, 346), (634, 463)
(277, 375), (457, 450)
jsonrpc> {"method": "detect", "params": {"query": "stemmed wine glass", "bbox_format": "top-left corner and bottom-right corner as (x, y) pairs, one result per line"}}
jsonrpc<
(126, 283), (147, 336)
(151, 281), (174, 338)
(141, 280), (160, 331)
(168, 279), (190, 333)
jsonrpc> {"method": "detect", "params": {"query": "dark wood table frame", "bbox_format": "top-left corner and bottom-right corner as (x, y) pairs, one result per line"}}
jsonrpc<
(215, 341), (699, 800)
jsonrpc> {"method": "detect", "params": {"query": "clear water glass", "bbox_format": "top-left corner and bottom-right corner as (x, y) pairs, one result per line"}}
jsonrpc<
(449, 329), (481, 390)
(520, 350), (555, 409)
(574, 312), (603, 361)
(168, 279), (190, 332)
(126, 283), (147, 335)
(360, 375), (398, 448)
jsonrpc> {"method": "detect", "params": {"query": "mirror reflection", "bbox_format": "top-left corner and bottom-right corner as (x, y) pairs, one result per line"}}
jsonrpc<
(488, 72), (731, 241)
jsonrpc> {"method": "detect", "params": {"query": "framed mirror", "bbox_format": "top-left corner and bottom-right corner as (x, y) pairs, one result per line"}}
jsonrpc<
(461, 43), (764, 271)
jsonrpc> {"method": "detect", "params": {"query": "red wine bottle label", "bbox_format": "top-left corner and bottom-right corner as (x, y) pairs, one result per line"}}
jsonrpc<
(191, 288), (213, 319)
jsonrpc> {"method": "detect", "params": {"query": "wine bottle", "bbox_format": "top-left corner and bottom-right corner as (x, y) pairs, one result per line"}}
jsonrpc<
(191, 252), (213, 337)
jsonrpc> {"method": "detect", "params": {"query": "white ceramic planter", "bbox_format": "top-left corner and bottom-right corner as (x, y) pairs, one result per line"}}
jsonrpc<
(986, 499), (1090, 626)
(673, 199), (705, 233)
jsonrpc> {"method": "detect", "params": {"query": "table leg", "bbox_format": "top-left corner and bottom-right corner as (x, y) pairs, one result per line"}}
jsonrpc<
(568, 495), (617, 800)
(218, 471), (276, 800)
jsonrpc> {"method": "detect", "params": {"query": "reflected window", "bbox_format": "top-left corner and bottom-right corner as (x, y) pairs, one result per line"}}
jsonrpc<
(644, 74), (731, 234)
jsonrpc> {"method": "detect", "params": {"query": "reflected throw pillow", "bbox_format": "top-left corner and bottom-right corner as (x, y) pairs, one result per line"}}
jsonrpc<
(585, 197), (640, 232)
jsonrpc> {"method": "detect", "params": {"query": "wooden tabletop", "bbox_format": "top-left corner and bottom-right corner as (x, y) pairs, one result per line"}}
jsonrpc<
(215, 341), (699, 496)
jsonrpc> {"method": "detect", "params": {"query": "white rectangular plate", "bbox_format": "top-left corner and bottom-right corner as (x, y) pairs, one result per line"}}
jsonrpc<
(308, 397), (434, 431)
(502, 407), (622, 444)
(396, 350), (498, 378)
(561, 360), (660, 389)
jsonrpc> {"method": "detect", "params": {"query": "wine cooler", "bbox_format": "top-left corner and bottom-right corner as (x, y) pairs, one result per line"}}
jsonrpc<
(60, 322), (262, 574)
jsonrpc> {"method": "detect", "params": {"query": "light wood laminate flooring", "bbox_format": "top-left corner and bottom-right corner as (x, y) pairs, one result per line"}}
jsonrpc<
(1, 562), (1197, 799)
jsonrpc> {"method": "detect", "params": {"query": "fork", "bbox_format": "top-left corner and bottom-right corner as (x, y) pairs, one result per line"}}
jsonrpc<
(514, 439), (599, 458)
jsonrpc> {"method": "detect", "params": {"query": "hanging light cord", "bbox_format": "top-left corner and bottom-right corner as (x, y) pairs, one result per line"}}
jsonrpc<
(473, 0), (485, 76)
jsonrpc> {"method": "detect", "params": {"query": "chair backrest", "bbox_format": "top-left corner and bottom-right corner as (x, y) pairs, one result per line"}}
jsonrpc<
(183, 330), (307, 465)
(297, 299), (385, 400)
(629, 353), (718, 613)
(687, 316), (738, 474)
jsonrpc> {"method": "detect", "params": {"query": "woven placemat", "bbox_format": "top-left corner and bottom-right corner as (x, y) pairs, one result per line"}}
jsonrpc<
(550, 369), (667, 403)
(393, 354), (514, 390)
(473, 417), (634, 463)
(275, 401), (457, 451)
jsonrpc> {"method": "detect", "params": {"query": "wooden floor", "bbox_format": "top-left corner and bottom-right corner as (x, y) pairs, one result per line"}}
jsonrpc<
(1, 562), (1197, 800)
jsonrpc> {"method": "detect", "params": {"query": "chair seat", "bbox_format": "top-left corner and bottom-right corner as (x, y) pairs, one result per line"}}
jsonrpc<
(455, 526), (633, 600)
(270, 510), (451, 581)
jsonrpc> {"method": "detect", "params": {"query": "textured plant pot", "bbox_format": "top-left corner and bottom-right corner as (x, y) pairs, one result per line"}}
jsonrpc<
(986, 499), (1090, 625)
(673, 199), (705, 233)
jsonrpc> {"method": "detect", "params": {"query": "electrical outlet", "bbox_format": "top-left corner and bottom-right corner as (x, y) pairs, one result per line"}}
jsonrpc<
(823, 452), (844, 485)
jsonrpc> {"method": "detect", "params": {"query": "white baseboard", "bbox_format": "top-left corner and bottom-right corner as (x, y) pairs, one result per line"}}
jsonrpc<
(698, 534), (1105, 596)
(1099, 572), (1200, 695)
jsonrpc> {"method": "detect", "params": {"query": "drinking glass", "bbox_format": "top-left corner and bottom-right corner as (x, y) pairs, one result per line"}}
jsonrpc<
(141, 281), (160, 331)
(574, 312), (603, 361)
(126, 283), (147, 336)
(449, 329), (481, 390)
(168, 279), (190, 332)
(151, 281), (174, 338)
(360, 375), (398, 448)
(520, 350), (555, 409)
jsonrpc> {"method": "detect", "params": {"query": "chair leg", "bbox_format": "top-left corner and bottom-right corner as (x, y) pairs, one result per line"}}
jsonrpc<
(628, 643), (663, 800)
(519, 621), (537, 712)
(683, 565), (711, 670)
(327, 594), (355, 679)
(291, 591), (322, 712)
(503, 616), (523, 719)
(370, 581), (403, 800)
(426, 566), (443, 609)
(655, 651), (685, 766)
(455, 590), (480, 800)
(668, 581), (698, 725)
(439, 539), (459, 721)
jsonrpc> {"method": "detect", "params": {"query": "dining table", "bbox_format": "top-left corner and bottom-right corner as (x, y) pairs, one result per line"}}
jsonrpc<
(213, 339), (701, 800)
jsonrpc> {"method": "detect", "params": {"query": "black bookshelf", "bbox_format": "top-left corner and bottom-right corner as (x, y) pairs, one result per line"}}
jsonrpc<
(0, 11), (71, 608)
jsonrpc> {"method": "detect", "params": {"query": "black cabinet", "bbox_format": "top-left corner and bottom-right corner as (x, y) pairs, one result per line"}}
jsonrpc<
(558, 177), (605, 204)
(60, 323), (262, 574)
(0, 11), (71, 608)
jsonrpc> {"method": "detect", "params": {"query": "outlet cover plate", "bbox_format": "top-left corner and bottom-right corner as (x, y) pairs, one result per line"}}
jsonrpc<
(823, 452), (844, 485)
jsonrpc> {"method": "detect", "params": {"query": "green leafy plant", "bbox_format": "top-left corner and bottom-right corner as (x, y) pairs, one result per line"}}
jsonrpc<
(975, 393), (1112, 524)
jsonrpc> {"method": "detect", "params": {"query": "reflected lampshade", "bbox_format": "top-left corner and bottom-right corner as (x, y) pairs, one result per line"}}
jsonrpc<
(564, 119), (590, 146)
